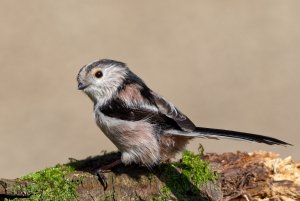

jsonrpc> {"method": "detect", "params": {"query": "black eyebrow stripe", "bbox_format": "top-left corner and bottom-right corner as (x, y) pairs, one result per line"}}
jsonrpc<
(86, 61), (102, 73)
(85, 59), (126, 74)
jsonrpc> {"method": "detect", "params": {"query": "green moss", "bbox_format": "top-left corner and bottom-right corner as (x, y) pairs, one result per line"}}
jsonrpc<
(157, 149), (217, 200)
(5, 165), (79, 201)
(180, 150), (217, 187)
(4, 149), (216, 201)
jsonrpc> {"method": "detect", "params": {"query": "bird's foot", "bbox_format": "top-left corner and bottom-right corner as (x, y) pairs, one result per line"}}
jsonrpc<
(95, 169), (109, 190)
(95, 159), (122, 190)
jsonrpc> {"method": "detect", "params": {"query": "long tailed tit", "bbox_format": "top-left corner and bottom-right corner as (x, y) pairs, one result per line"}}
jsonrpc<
(77, 59), (289, 168)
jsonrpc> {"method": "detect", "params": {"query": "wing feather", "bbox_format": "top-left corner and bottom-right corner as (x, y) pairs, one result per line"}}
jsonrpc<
(150, 91), (196, 132)
(100, 80), (196, 132)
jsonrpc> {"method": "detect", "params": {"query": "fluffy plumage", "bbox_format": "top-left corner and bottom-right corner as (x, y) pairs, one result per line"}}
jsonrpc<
(77, 59), (290, 167)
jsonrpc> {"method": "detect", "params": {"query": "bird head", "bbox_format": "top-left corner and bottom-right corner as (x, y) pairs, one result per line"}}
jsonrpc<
(77, 59), (128, 104)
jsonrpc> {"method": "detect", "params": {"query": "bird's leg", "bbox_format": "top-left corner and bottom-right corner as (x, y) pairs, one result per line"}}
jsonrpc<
(98, 159), (122, 173)
(95, 159), (122, 190)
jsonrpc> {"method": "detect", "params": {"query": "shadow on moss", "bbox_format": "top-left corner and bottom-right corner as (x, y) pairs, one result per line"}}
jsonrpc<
(68, 148), (217, 200)
(3, 148), (217, 201)
(156, 150), (217, 201)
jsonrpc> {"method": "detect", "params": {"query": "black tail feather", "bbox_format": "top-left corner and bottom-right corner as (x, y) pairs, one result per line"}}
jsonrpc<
(194, 127), (291, 146)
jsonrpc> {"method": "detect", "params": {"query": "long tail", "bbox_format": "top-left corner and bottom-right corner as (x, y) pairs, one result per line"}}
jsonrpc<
(170, 127), (291, 145)
(194, 127), (291, 145)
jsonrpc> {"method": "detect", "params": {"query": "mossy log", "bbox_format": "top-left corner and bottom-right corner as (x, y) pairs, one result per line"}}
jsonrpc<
(0, 151), (299, 201)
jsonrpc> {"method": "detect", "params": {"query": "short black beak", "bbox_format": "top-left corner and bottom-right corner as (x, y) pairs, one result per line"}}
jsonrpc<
(78, 82), (88, 90)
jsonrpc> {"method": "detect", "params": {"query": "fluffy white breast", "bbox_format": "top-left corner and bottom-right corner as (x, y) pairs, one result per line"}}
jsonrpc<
(94, 110), (160, 167)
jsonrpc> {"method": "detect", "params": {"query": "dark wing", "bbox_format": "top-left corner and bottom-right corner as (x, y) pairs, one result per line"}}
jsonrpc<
(99, 97), (184, 131)
(100, 71), (196, 132)
(150, 91), (196, 132)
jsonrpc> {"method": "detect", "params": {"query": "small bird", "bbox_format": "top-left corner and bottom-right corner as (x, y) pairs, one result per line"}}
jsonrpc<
(77, 59), (289, 169)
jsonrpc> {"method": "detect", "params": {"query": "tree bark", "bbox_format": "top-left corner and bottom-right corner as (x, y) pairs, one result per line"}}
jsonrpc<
(0, 151), (299, 201)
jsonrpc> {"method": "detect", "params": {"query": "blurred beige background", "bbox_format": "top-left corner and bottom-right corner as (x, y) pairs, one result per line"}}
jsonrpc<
(0, 0), (299, 178)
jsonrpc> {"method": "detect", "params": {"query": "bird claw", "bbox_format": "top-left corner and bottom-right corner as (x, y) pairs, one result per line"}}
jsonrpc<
(95, 169), (109, 190)
(94, 159), (122, 190)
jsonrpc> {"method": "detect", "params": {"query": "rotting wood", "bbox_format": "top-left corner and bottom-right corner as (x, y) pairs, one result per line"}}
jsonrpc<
(0, 151), (299, 201)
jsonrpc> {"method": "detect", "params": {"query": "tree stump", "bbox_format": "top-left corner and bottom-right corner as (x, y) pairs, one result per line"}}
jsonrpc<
(0, 151), (299, 201)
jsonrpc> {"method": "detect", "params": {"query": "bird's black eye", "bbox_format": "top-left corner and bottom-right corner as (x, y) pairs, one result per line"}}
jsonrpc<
(94, 71), (103, 78)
